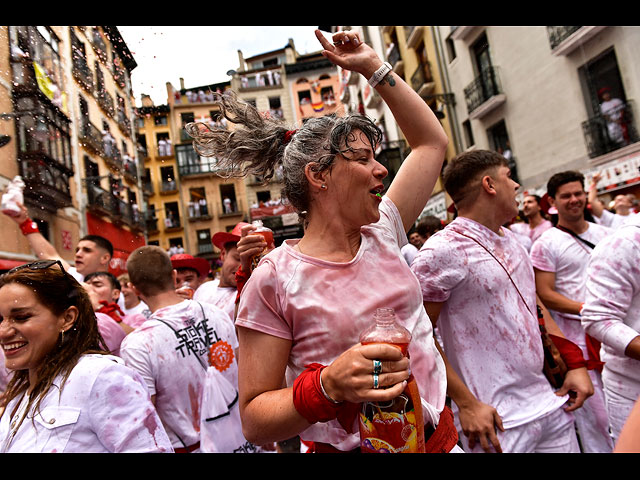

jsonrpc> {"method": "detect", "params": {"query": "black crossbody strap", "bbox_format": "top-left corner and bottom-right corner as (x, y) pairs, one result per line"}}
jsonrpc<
(154, 301), (209, 371)
(555, 225), (596, 250)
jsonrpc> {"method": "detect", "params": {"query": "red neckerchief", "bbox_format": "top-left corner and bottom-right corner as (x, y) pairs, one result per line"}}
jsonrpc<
(98, 301), (124, 323)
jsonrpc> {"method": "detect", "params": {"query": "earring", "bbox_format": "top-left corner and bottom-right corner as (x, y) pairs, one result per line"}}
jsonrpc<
(60, 329), (65, 345)
(320, 184), (327, 190)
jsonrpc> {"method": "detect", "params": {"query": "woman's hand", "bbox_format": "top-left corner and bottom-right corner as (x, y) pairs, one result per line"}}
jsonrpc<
(236, 224), (268, 274)
(320, 343), (410, 404)
(314, 29), (382, 80)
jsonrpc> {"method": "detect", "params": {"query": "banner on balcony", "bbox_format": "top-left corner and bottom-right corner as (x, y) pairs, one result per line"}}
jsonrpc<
(311, 101), (324, 112)
(33, 61), (68, 114)
(584, 153), (640, 194)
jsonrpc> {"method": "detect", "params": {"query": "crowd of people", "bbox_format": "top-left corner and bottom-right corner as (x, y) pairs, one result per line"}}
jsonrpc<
(1, 28), (639, 454)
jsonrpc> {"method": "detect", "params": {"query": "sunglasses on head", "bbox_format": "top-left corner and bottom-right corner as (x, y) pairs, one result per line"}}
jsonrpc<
(8, 259), (68, 275)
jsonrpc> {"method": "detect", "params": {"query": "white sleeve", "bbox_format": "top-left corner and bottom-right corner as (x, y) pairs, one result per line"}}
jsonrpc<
(87, 360), (173, 452)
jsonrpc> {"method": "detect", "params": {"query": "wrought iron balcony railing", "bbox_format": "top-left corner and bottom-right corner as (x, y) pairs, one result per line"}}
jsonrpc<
(463, 66), (503, 115)
(582, 100), (640, 158)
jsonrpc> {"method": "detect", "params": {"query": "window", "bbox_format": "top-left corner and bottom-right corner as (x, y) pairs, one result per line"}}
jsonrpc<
(220, 184), (237, 214)
(154, 115), (168, 126)
(446, 35), (457, 62)
(462, 120), (475, 149)
(298, 90), (311, 105)
(196, 229), (213, 254)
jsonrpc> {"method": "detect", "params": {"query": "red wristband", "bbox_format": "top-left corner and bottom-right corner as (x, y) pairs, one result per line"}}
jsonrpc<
(19, 218), (40, 235)
(292, 363), (342, 424)
(549, 334), (588, 370)
(234, 266), (250, 303)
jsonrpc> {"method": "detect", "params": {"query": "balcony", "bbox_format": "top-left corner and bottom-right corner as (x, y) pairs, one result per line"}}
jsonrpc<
(405, 26), (424, 49)
(411, 63), (435, 98)
(582, 100), (640, 158)
(187, 202), (212, 222)
(463, 66), (506, 120)
(146, 214), (159, 234)
(197, 243), (214, 255)
(160, 180), (178, 195)
(19, 155), (73, 212)
(176, 144), (228, 177)
(123, 156), (138, 182)
(86, 183), (116, 216)
(96, 89), (115, 118)
(117, 110), (132, 137)
(238, 66), (284, 91)
(78, 119), (104, 156)
(72, 55), (93, 93)
(547, 26), (607, 56)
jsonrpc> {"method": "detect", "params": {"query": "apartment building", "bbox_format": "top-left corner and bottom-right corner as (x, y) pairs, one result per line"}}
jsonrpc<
(329, 26), (459, 222)
(0, 26), (144, 275)
(439, 26), (640, 203)
(229, 39), (306, 243)
(164, 78), (248, 261)
(134, 96), (179, 250)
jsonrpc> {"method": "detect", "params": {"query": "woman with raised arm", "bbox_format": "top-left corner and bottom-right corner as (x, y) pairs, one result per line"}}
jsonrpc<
(186, 29), (456, 453)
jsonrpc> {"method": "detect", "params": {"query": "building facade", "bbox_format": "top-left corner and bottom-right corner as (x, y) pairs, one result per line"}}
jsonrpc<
(164, 78), (248, 261)
(0, 26), (144, 275)
(439, 25), (640, 203)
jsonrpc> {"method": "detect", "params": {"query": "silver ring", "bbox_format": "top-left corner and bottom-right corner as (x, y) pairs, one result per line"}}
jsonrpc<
(373, 359), (382, 375)
(373, 373), (379, 389)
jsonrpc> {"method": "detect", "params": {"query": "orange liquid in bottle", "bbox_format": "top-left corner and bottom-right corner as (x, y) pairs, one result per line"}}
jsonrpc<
(359, 309), (426, 453)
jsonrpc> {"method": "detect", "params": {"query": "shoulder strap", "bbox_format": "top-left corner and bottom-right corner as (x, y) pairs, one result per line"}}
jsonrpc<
(451, 228), (536, 319)
(154, 308), (208, 371)
(555, 225), (596, 250)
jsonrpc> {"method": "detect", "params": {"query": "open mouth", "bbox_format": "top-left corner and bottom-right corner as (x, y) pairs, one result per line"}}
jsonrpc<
(2, 341), (27, 355)
(370, 185), (384, 198)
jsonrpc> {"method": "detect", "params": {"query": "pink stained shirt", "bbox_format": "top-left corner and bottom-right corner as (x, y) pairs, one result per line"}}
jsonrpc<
(411, 216), (568, 429)
(581, 213), (640, 401)
(235, 196), (447, 451)
(530, 222), (611, 350)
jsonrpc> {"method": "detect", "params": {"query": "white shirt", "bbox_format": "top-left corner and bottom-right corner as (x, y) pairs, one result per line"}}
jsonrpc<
(120, 299), (238, 450)
(582, 214), (640, 401)
(193, 281), (236, 324)
(400, 242), (419, 266)
(530, 222), (611, 350)
(594, 209), (637, 230)
(0, 354), (172, 453)
(412, 217), (568, 429)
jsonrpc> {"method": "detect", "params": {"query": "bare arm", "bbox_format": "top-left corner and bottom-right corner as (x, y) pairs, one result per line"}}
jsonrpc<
(534, 268), (583, 316)
(237, 325), (409, 445)
(315, 29), (448, 232)
(587, 172), (604, 218)
(3, 202), (71, 270)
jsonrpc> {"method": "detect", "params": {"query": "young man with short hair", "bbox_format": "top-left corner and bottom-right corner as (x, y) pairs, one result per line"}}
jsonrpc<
(411, 150), (593, 453)
(531, 170), (614, 452)
(120, 246), (238, 453)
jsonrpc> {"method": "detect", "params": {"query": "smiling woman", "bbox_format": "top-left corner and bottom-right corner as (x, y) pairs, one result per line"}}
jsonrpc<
(0, 261), (173, 452)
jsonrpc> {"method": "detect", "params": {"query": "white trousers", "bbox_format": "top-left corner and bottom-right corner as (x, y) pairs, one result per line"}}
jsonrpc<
(603, 384), (637, 444)
(571, 370), (614, 453)
(459, 407), (580, 453)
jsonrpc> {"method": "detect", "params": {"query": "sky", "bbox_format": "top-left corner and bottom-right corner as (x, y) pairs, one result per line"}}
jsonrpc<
(117, 26), (327, 107)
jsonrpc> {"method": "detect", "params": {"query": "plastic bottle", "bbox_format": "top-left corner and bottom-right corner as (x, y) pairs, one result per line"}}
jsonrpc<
(358, 307), (426, 453)
(176, 281), (194, 299)
(250, 220), (275, 271)
(1, 176), (25, 217)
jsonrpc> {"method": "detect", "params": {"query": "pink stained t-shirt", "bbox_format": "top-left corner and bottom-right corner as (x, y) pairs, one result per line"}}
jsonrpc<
(235, 196), (447, 451)
(582, 213), (640, 402)
(411, 216), (568, 429)
(530, 222), (611, 350)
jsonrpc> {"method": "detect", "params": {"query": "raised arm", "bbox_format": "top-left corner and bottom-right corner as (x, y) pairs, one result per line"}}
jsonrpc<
(3, 202), (70, 270)
(315, 29), (448, 232)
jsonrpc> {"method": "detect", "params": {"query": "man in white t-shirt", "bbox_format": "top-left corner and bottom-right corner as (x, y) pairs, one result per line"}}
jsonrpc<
(193, 222), (248, 323)
(118, 272), (151, 319)
(581, 213), (640, 443)
(120, 246), (238, 453)
(531, 170), (614, 453)
(412, 150), (593, 453)
(509, 194), (553, 250)
(588, 172), (636, 230)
